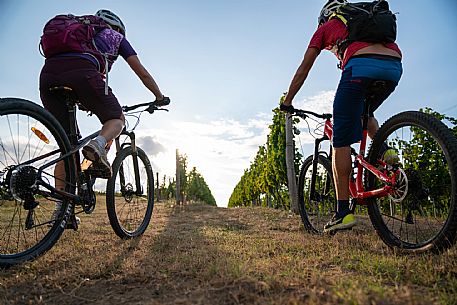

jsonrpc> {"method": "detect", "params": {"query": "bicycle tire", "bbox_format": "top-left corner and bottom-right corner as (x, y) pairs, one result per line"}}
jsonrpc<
(0, 98), (75, 267)
(106, 146), (154, 239)
(367, 111), (457, 253)
(298, 155), (336, 234)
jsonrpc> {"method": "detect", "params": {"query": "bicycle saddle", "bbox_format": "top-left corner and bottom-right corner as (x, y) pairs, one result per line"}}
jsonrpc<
(49, 86), (89, 112)
(367, 80), (389, 96)
(49, 86), (78, 103)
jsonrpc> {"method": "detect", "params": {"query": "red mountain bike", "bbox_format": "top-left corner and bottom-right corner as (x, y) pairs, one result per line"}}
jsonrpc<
(0, 87), (169, 267)
(294, 81), (457, 253)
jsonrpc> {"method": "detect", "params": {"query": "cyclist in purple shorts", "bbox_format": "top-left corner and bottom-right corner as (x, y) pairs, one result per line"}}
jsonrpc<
(40, 9), (168, 181)
(40, 9), (169, 225)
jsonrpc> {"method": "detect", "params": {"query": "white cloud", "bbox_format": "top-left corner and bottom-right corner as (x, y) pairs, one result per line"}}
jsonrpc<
(295, 90), (335, 148)
(127, 112), (271, 207)
(106, 91), (335, 207)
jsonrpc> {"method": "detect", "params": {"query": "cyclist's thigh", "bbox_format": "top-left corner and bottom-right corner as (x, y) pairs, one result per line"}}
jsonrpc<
(70, 70), (123, 124)
(40, 71), (73, 134)
(332, 67), (370, 148)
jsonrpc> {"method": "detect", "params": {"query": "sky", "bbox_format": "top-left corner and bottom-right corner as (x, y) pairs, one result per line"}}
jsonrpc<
(1, 0), (456, 207)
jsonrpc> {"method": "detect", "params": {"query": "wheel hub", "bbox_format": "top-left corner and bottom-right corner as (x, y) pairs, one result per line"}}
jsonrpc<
(9, 165), (38, 202)
(123, 183), (134, 202)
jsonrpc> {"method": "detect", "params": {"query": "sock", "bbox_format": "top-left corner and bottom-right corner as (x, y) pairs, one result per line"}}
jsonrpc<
(337, 200), (350, 217)
(94, 135), (107, 148)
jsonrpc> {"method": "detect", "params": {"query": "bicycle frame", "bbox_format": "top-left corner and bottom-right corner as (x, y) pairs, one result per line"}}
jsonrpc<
(307, 103), (398, 206)
(31, 100), (143, 206)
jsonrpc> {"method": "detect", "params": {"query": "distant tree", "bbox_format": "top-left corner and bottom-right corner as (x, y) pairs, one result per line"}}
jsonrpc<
(187, 167), (217, 206)
(228, 94), (302, 210)
(172, 151), (217, 206)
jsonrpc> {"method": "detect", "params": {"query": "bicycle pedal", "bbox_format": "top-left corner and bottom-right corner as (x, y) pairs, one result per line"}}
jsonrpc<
(65, 215), (79, 231)
(84, 167), (111, 179)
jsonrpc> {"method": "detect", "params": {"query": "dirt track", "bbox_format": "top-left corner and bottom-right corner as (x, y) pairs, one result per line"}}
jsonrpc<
(1, 202), (456, 305)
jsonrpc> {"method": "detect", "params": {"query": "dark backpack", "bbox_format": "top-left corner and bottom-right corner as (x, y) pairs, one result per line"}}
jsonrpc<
(40, 14), (110, 72)
(331, 0), (397, 61)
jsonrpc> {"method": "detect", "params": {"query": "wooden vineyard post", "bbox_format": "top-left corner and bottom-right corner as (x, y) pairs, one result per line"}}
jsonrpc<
(285, 113), (299, 214)
(176, 149), (181, 205)
(156, 172), (160, 202)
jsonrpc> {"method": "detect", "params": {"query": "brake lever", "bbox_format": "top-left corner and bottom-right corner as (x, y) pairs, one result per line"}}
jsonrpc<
(153, 96), (171, 107)
(293, 111), (308, 120)
(146, 105), (169, 114)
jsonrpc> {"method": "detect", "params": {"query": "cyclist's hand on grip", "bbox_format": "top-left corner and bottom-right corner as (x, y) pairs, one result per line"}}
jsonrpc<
(154, 96), (171, 107)
(280, 103), (295, 114)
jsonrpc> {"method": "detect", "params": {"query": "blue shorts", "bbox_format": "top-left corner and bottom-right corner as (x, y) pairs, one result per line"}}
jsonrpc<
(332, 55), (403, 148)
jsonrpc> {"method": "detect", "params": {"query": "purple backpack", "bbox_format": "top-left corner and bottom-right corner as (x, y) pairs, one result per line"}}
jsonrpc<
(40, 14), (110, 72)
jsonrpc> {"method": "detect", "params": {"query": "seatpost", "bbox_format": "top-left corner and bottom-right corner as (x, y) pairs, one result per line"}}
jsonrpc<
(360, 101), (371, 156)
(355, 100), (372, 192)
(67, 102), (79, 145)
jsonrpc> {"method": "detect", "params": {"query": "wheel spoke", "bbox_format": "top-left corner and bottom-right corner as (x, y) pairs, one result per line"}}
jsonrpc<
(1, 100), (72, 267)
(298, 156), (335, 233)
(367, 111), (457, 252)
(107, 148), (153, 238)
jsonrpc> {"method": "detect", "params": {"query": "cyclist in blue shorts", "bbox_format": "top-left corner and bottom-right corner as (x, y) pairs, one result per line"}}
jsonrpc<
(280, 0), (403, 232)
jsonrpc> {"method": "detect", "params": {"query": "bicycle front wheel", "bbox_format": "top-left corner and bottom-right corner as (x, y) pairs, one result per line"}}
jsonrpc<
(0, 98), (75, 267)
(298, 155), (336, 234)
(106, 146), (154, 239)
(367, 111), (457, 253)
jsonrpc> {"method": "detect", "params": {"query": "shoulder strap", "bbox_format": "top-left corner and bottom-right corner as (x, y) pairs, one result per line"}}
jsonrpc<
(329, 13), (348, 26)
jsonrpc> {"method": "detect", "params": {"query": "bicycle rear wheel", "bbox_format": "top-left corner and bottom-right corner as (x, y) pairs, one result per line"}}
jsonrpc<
(106, 146), (154, 239)
(298, 155), (336, 234)
(0, 98), (75, 267)
(367, 111), (457, 253)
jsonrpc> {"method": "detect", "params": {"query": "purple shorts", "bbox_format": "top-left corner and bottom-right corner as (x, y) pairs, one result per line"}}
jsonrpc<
(39, 56), (123, 133)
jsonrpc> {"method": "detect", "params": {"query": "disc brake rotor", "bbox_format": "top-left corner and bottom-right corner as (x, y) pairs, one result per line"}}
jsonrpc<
(389, 167), (408, 203)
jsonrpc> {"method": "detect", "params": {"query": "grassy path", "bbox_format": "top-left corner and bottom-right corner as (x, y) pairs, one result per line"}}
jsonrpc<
(1, 202), (456, 304)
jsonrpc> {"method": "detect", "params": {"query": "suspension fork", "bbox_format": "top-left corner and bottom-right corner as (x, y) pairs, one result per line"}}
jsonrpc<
(309, 135), (329, 201)
(115, 136), (126, 193)
(116, 130), (143, 195)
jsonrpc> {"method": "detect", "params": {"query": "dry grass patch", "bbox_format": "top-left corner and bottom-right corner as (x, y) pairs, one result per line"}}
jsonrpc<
(1, 201), (456, 305)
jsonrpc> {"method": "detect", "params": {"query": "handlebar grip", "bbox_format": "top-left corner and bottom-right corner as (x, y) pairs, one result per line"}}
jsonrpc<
(294, 109), (332, 120)
(122, 105), (134, 112)
(153, 96), (171, 107)
(122, 102), (148, 112)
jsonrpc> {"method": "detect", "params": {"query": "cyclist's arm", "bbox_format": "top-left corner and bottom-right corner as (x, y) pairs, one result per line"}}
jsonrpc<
(283, 47), (320, 105)
(126, 55), (164, 100)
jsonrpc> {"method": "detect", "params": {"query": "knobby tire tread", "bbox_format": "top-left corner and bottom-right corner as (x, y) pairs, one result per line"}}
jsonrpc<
(106, 147), (154, 239)
(298, 155), (335, 234)
(366, 111), (457, 253)
(0, 98), (75, 267)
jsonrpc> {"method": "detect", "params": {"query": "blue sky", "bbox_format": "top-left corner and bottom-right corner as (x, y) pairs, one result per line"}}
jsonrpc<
(1, 1), (456, 206)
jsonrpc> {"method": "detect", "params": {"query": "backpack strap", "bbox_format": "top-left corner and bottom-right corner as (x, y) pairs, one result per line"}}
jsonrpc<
(329, 13), (348, 26)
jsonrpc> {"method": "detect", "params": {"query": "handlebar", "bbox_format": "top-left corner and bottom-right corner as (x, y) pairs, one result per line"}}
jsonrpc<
(122, 96), (171, 113)
(293, 109), (332, 120)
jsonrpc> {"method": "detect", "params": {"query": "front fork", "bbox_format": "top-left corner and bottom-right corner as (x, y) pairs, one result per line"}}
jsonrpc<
(115, 130), (143, 196)
(309, 135), (331, 202)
